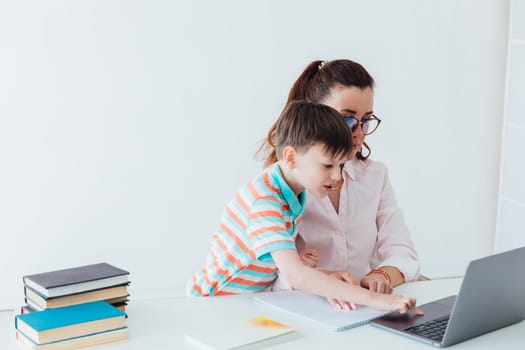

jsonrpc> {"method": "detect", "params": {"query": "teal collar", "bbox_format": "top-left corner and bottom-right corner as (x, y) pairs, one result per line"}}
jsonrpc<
(270, 163), (305, 216)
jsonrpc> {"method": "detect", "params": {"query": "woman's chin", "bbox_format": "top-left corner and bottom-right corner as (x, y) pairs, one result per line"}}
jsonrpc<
(311, 189), (328, 198)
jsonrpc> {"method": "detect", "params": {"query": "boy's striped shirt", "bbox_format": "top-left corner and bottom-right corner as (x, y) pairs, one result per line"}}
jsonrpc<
(188, 163), (305, 296)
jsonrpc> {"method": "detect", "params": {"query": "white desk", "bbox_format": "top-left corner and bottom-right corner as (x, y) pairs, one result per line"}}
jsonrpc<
(2, 278), (523, 349)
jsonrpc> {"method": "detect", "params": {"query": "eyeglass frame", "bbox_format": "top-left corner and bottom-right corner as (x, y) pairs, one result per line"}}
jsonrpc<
(342, 114), (382, 135)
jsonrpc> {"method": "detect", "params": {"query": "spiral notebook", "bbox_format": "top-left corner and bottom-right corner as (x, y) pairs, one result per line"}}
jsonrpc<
(254, 291), (387, 331)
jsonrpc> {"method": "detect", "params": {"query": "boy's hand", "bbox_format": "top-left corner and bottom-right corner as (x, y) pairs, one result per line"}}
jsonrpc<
(371, 293), (424, 315)
(299, 249), (319, 268)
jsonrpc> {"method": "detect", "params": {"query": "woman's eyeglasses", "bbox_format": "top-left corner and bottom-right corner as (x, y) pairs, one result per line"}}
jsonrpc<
(343, 115), (381, 135)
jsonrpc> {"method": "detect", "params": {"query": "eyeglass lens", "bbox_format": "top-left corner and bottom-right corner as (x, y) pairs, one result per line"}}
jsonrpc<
(343, 116), (380, 135)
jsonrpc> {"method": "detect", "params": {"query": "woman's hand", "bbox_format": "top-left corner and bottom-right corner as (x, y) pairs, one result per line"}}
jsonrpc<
(299, 249), (319, 268)
(361, 270), (393, 294)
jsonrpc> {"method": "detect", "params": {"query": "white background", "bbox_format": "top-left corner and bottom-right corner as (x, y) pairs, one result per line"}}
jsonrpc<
(496, 0), (525, 252)
(0, 0), (514, 306)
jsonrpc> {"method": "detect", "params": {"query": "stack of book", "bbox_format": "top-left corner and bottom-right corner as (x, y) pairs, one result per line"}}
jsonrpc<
(15, 263), (130, 349)
(22, 263), (130, 312)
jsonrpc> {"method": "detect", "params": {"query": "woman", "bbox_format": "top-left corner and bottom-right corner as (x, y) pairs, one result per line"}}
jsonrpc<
(261, 59), (420, 300)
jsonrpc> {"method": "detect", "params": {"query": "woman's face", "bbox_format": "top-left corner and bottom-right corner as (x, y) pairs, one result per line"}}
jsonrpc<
(320, 85), (374, 159)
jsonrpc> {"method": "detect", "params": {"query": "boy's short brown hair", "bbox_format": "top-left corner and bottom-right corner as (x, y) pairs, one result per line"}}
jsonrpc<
(272, 101), (353, 160)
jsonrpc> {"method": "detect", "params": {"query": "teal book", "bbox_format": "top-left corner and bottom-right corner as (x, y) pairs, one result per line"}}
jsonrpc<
(15, 301), (127, 344)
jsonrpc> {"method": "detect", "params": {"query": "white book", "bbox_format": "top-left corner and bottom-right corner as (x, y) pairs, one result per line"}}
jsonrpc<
(184, 316), (297, 350)
(254, 291), (387, 331)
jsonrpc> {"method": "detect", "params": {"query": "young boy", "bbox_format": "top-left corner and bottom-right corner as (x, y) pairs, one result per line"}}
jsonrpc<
(188, 101), (421, 314)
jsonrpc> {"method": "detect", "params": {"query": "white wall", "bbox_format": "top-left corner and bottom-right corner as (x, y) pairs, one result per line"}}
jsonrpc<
(496, 0), (525, 252)
(0, 0), (510, 307)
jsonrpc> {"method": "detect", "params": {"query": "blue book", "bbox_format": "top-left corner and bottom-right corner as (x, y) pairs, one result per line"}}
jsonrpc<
(15, 301), (127, 345)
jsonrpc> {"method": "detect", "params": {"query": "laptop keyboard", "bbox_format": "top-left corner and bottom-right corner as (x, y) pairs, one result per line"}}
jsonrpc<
(404, 315), (450, 342)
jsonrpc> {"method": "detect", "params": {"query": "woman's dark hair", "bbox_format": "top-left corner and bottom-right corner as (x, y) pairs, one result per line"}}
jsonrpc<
(270, 101), (353, 163)
(259, 59), (375, 167)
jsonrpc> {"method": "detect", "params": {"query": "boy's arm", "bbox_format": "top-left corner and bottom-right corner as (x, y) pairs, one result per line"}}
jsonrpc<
(271, 249), (422, 314)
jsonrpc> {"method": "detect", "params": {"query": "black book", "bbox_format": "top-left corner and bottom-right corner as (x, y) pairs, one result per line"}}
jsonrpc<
(23, 263), (129, 298)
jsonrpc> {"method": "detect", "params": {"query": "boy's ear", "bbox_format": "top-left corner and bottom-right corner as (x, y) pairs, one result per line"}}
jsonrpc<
(282, 145), (298, 169)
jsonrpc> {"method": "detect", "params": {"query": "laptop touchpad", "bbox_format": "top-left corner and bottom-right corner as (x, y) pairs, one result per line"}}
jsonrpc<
(372, 295), (456, 331)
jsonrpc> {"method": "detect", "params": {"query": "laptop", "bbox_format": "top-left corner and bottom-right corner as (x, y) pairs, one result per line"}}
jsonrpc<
(371, 246), (525, 347)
